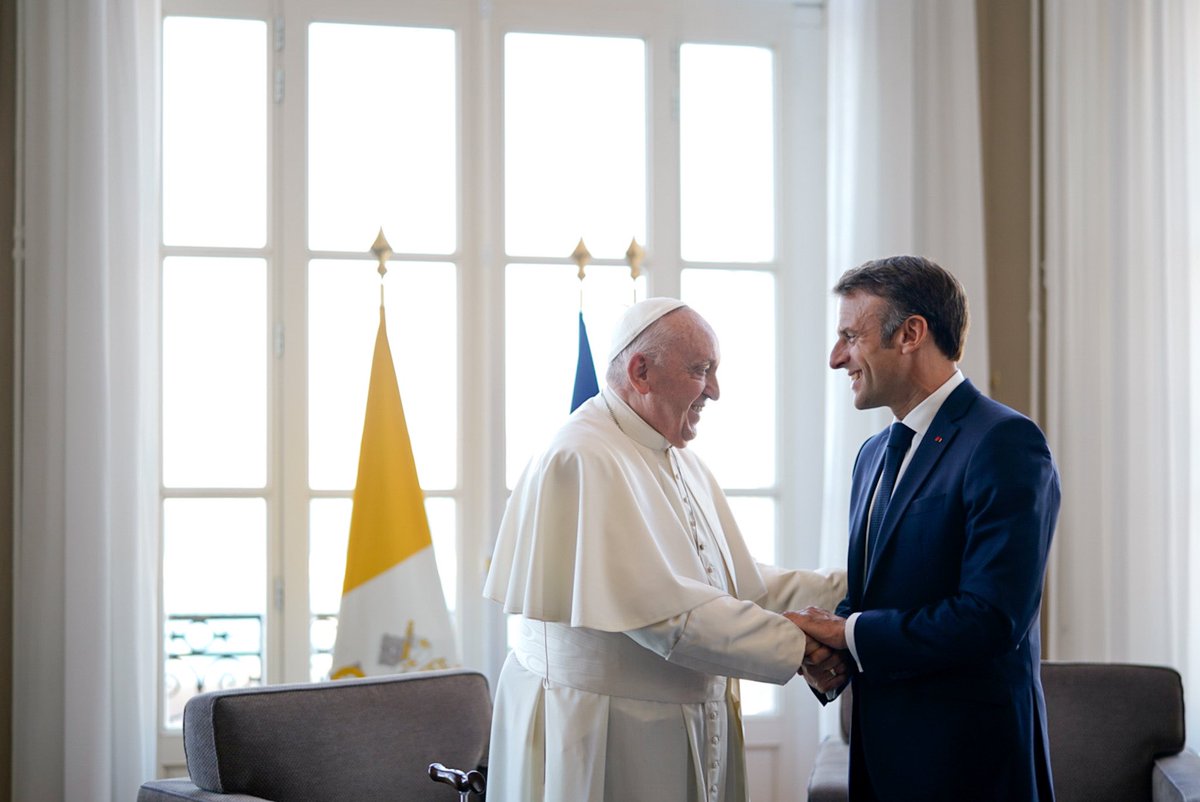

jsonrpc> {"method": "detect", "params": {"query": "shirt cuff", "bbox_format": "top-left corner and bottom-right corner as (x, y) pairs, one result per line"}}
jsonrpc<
(845, 611), (864, 672)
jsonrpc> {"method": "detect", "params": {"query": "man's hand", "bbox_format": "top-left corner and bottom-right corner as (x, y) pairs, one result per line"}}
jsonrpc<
(785, 606), (848, 650)
(785, 608), (852, 694)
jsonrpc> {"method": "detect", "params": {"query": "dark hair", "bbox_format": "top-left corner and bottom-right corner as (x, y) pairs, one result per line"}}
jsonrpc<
(832, 255), (968, 361)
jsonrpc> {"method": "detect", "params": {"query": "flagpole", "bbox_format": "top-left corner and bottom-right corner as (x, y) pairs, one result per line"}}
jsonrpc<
(571, 237), (591, 311)
(569, 239), (600, 413)
(625, 236), (644, 305)
(371, 227), (393, 308)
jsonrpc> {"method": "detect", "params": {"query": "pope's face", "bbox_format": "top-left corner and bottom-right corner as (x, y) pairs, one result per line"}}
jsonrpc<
(829, 291), (906, 414)
(643, 312), (721, 448)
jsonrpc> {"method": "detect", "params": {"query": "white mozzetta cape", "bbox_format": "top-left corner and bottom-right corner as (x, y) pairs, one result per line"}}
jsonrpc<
(485, 388), (770, 630)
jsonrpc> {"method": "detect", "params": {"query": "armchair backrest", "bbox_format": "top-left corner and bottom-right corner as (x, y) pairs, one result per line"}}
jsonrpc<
(183, 668), (491, 801)
(1041, 661), (1186, 802)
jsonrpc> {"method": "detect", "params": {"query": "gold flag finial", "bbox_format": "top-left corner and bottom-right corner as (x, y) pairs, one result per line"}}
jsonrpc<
(571, 238), (592, 281)
(625, 237), (644, 282)
(371, 228), (393, 279)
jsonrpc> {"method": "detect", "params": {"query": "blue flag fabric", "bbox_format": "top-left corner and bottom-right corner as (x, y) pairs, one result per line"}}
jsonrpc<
(571, 311), (600, 412)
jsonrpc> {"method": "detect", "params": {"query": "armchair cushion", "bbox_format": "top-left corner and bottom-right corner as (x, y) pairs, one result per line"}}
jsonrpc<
(1042, 662), (1185, 802)
(806, 662), (1200, 802)
(138, 668), (490, 802)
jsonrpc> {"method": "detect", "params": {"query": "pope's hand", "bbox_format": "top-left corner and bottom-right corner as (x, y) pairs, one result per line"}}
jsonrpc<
(785, 608), (852, 693)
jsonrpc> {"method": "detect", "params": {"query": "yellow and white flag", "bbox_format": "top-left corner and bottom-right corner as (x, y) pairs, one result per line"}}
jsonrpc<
(330, 305), (457, 679)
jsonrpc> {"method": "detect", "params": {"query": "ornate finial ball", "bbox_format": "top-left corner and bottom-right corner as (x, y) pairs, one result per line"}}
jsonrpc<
(571, 238), (592, 282)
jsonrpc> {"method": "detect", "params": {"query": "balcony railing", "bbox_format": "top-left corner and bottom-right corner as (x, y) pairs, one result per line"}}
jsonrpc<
(164, 613), (341, 728)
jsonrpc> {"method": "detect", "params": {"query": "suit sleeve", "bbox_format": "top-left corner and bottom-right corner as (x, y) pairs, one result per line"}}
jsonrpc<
(853, 416), (1060, 678)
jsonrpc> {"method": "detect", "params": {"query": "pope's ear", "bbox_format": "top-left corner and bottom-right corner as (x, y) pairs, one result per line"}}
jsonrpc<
(626, 353), (652, 394)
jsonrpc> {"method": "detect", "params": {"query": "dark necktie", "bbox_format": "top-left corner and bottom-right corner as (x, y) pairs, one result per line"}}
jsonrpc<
(866, 422), (916, 569)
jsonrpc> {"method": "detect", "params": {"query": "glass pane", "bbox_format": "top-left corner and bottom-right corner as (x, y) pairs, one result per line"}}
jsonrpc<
(426, 498), (458, 618)
(505, 33), (646, 258)
(162, 257), (267, 488)
(308, 260), (457, 490)
(309, 497), (457, 682)
(505, 263), (646, 486)
(163, 498), (266, 727)
(681, 269), (775, 487)
(680, 44), (775, 263)
(727, 497), (778, 715)
(739, 678), (778, 717)
(308, 23), (456, 254)
(726, 496), (776, 565)
(309, 498), (353, 617)
(162, 17), (267, 248)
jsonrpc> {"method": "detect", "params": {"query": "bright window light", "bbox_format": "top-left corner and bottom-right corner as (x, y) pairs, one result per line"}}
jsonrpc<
(505, 33), (647, 259)
(680, 44), (775, 263)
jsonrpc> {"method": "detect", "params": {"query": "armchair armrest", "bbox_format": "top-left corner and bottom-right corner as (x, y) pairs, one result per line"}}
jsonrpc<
(806, 737), (850, 802)
(137, 777), (270, 801)
(1153, 751), (1200, 802)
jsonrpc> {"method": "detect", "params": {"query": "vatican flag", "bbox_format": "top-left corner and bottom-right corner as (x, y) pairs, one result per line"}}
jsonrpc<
(330, 305), (457, 679)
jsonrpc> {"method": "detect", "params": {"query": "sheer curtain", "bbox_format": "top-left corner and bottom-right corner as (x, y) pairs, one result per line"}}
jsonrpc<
(13, 0), (160, 799)
(821, 0), (989, 576)
(1043, 0), (1200, 750)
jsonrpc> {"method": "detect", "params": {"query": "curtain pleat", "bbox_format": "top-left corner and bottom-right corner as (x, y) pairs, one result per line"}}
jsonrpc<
(1043, 0), (1200, 753)
(13, 0), (160, 799)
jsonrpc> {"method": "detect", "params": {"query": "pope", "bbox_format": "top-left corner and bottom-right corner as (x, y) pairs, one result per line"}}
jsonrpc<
(484, 297), (846, 802)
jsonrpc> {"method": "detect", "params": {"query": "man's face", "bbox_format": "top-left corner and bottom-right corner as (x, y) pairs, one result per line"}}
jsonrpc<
(829, 291), (906, 413)
(642, 312), (721, 448)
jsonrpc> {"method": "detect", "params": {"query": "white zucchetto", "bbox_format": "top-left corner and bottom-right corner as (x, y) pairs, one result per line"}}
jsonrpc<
(607, 297), (688, 363)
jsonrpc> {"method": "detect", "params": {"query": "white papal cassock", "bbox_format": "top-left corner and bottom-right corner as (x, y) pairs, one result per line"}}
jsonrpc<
(484, 387), (847, 802)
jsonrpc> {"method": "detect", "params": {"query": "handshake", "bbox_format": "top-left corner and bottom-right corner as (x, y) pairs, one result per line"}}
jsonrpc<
(784, 607), (851, 695)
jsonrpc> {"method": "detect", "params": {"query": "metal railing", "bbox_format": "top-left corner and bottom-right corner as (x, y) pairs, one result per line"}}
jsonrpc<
(164, 613), (341, 727)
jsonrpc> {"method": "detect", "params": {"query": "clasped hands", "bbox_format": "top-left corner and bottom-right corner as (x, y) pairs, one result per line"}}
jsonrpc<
(784, 607), (852, 695)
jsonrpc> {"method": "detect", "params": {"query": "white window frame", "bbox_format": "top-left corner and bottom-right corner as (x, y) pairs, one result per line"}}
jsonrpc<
(156, 0), (830, 791)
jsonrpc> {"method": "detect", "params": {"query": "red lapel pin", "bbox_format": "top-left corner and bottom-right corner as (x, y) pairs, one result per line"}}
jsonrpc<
(933, 435), (943, 443)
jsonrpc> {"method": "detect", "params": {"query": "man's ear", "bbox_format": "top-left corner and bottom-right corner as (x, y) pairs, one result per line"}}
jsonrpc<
(627, 353), (652, 394)
(896, 315), (929, 354)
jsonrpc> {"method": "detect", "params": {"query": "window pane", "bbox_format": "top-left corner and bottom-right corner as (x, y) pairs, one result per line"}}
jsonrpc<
(505, 33), (646, 258)
(505, 263), (646, 486)
(163, 257), (267, 488)
(308, 260), (457, 490)
(308, 23), (456, 254)
(309, 498), (353, 618)
(162, 17), (266, 248)
(726, 496), (778, 716)
(680, 44), (775, 263)
(163, 498), (266, 727)
(727, 496), (776, 565)
(426, 498), (458, 620)
(309, 497), (457, 682)
(681, 269), (775, 487)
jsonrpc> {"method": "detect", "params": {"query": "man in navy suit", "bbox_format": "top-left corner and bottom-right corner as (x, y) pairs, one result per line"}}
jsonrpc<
(792, 255), (1060, 801)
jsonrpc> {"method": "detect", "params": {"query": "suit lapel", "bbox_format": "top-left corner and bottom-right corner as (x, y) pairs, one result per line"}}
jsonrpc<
(864, 380), (981, 590)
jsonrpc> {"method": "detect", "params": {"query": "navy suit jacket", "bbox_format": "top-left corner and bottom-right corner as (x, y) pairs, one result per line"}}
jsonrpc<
(837, 379), (1060, 801)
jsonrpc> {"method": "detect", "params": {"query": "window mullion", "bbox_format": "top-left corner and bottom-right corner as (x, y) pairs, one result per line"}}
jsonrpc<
(277, 3), (313, 685)
(649, 32), (682, 297)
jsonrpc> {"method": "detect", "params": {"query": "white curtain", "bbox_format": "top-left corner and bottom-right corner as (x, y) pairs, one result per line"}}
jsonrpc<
(821, 0), (989, 573)
(13, 0), (160, 799)
(1043, 0), (1200, 750)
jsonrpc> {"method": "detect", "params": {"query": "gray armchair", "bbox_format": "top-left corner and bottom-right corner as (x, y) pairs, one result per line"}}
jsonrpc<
(808, 661), (1200, 802)
(137, 668), (491, 802)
